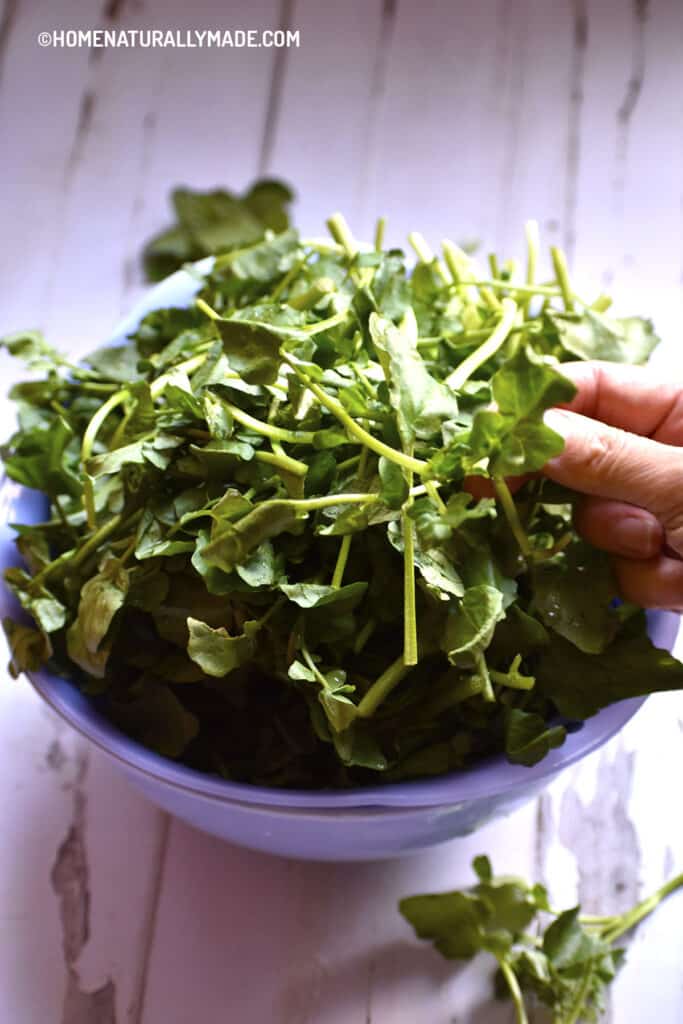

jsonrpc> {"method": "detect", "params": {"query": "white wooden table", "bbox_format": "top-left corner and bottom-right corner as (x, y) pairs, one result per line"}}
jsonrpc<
(1, 2), (683, 1021)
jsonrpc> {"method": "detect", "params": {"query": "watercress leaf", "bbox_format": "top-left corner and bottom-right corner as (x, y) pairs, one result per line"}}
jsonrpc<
(504, 708), (566, 766)
(216, 228), (300, 283)
(399, 891), (489, 959)
(202, 393), (233, 440)
(369, 312), (460, 445)
(2, 618), (52, 677)
(492, 345), (577, 421)
(4, 569), (67, 633)
(543, 907), (604, 969)
(73, 556), (129, 655)
(109, 679), (199, 757)
(443, 584), (505, 659)
(331, 722), (388, 770)
(472, 854), (492, 883)
(235, 541), (278, 587)
(378, 455), (409, 509)
(533, 543), (619, 654)
(549, 309), (660, 364)
(186, 616), (260, 678)
(214, 319), (283, 385)
(279, 581), (367, 609)
(0, 330), (64, 371)
(204, 501), (298, 573)
(66, 619), (112, 678)
(84, 342), (144, 383)
(536, 610), (683, 719)
(3, 417), (81, 498)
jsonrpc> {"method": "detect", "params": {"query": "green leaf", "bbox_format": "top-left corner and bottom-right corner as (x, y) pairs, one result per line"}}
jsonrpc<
(1, 330), (64, 371)
(492, 344), (576, 422)
(2, 618), (52, 677)
(369, 311), (459, 446)
(3, 417), (81, 498)
(378, 456), (409, 509)
(186, 617), (260, 678)
(504, 708), (566, 766)
(399, 891), (488, 959)
(216, 228), (300, 283)
(443, 584), (505, 660)
(536, 610), (683, 719)
(543, 907), (605, 968)
(472, 855), (492, 883)
(533, 543), (619, 654)
(215, 319), (284, 385)
(109, 680), (199, 757)
(4, 569), (67, 634)
(279, 581), (367, 609)
(235, 541), (278, 587)
(550, 309), (660, 364)
(73, 557), (128, 654)
(204, 502), (298, 573)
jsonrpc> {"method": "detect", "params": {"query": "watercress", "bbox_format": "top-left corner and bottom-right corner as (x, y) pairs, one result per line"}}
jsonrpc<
(1, 191), (679, 787)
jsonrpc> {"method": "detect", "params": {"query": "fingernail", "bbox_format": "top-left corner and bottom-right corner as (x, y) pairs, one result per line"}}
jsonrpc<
(612, 515), (663, 558)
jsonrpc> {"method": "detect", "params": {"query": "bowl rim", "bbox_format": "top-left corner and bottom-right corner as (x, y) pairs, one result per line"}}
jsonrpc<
(2, 262), (678, 811)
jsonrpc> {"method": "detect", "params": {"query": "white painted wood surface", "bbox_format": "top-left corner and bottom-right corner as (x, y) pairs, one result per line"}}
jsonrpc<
(1, 1), (683, 1021)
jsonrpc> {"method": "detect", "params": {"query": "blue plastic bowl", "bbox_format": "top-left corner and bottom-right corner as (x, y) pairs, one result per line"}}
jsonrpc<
(0, 264), (678, 861)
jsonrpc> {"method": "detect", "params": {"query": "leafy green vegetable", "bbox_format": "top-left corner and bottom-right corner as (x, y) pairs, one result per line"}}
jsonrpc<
(400, 856), (683, 1023)
(142, 180), (294, 281)
(1, 187), (679, 786)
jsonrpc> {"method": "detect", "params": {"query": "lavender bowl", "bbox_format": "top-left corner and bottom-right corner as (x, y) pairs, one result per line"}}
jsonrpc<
(0, 264), (678, 861)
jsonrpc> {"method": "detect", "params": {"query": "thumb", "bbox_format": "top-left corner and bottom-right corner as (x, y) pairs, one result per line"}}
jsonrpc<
(543, 408), (683, 554)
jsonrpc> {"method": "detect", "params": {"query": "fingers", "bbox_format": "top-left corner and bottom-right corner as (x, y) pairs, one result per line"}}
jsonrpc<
(543, 408), (683, 553)
(613, 554), (683, 611)
(556, 361), (683, 444)
(574, 496), (663, 559)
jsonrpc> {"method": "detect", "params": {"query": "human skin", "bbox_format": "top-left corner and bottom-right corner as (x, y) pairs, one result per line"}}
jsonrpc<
(542, 360), (683, 610)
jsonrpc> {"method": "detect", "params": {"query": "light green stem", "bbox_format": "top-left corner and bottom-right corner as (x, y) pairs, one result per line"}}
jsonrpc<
(326, 212), (356, 258)
(498, 961), (529, 1024)
(409, 232), (449, 283)
(402, 506), (418, 666)
(425, 480), (447, 514)
(225, 401), (317, 444)
(288, 278), (335, 311)
(523, 219), (540, 319)
(493, 476), (531, 560)
(356, 655), (412, 718)
(551, 246), (575, 311)
(601, 872), (683, 945)
(564, 967), (594, 1024)
(331, 447), (368, 587)
(331, 536), (352, 589)
(254, 450), (308, 477)
(280, 353), (427, 476)
(446, 298), (517, 391)
(474, 649), (495, 703)
(374, 217), (386, 251)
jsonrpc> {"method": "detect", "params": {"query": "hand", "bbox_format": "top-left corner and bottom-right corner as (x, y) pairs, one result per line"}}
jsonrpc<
(543, 360), (683, 610)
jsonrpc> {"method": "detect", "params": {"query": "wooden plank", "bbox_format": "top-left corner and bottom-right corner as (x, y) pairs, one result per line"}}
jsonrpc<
(137, 804), (540, 1024)
(262, 0), (387, 237)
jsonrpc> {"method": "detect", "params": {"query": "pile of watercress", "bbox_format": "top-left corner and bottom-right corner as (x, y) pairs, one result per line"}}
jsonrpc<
(2, 188), (682, 787)
(400, 856), (683, 1023)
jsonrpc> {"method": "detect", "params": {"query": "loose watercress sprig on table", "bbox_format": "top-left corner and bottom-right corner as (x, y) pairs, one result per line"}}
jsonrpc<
(400, 856), (683, 1023)
(1, 185), (682, 787)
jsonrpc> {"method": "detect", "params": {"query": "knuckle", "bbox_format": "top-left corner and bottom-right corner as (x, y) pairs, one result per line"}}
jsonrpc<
(661, 506), (683, 555)
(579, 425), (630, 481)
